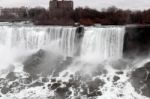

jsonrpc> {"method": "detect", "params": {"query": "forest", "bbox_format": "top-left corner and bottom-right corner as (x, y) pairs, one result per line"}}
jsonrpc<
(35, 6), (150, 25)
(0, 6), (150, 25)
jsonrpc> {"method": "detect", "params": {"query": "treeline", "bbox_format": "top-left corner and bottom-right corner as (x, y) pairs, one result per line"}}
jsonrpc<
(36, 6), (150, 25)
(0, 6), (150, 25)
(71, 6), (150, 25)
(0, 7), (46, 21)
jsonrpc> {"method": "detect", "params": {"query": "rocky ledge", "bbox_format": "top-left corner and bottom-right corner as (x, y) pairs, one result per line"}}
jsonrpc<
(131, 61), (150, 97)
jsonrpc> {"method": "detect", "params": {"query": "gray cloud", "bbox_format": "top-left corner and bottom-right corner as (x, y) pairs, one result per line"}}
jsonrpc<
(0, 0), (149, 10)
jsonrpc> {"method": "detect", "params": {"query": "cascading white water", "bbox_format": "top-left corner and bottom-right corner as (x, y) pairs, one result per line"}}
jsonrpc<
(0, 26), (77, 70)
(81, 27), (125, 62)
(0, 25), (149, 99)
(0, 26), (125, 68)
(0, 26), (76, 55)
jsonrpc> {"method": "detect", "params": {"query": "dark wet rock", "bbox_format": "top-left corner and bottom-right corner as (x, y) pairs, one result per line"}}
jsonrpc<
(87, 91), (102, 97)
(55, 87), (70, 99)
(124, 26), (150, 58)
(46, 71), (106, 98)
(23, 49), (45, 75)
(87, 82), (99, 92)
(51, 83), (61, 90)
(116, 71), (124, 75)
(76, 26), (84, 39)
(9, 82), (20, 89)
(23, 49), (72, 78)
(66, 90), (72, 96)
(65, 82), (73, 88)
(51, 78), (56, 82)
(6, 72), (17, 81)
(118, 94), (124, 97)
(132, 68), (147, 79)
(72, 80), (81, 88)
(68, 78), (81, 89)
(113, 76), (120, 82)
(20, 77), (32, 84)
(57, 80), (62, 83)
(11, 84), (26, 93)
(43, 86), (45, 89)
(144, 62), (150, 71)
(29, 81), (44, 88)
(81, 85), (88, 95)
(42, 77), (49, 83)
(140, 86), (150, 98)
(131, 62), (150, 97)
(48, 71), (105, 98)
(47, 84), (51, 89)
(0, 78), (7, 85)
(62, 78), (103, 97)
(1, 86), (10, 94)
(55, 87), (69, 98)
(146, 73), (150, 81)
(87, 79), (104, 93)
(70, 74), (74, 78)
(97, 91), (102, 96)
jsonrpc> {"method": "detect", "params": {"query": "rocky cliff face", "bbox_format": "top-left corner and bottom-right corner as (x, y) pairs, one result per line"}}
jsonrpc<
(124, 25), (150, 58)
(131, 61), (150, 97)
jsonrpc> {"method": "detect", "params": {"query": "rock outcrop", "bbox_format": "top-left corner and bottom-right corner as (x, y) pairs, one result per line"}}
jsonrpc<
(131, 62), (150, 97)
(23, 49), (73, 78)
(124, 25), (150, 58)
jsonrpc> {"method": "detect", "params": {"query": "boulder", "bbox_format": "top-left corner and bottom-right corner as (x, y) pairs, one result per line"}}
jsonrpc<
(51, 83), (61, 90)
(131, 61), (150, 97)
(23, 49), (67, 77)
(1, 87), (10, 94)
(6, 72), (17, 81)
(23, 49), (45, 76)
(113, 76), (120, 82)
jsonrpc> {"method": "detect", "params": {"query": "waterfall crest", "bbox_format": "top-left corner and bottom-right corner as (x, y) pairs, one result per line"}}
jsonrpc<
(0, 26), (77, 57)
(0, 26), (126, 69)
(81, 27), (125, 62)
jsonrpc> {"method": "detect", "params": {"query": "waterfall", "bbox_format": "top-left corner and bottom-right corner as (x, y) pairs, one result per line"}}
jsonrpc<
(0, 26), (126, 69)
(0, 26), (77, 57)
(81, 27), (125, 62)
(0, 26), (125, 60)
(1, 25), (148, 99)
(0, 26), (77, 70)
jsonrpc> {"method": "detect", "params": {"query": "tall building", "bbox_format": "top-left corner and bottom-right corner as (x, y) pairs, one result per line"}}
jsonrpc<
(49, 0), (73, 18)
(0, 7), (2, 16)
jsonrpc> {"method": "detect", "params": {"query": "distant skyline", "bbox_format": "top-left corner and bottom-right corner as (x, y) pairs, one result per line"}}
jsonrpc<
(0, 0), (150, 10)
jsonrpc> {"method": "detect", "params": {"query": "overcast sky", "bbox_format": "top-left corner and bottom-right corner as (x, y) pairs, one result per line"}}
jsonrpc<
(0, 0), (150, 10)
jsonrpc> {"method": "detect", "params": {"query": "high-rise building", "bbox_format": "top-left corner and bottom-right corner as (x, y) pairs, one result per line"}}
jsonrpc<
(0, 7), (2, 16)
(49, 0), (73, 18)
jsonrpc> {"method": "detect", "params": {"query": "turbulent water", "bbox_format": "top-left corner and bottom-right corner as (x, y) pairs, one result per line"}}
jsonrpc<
(0, 25), (149, 99)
